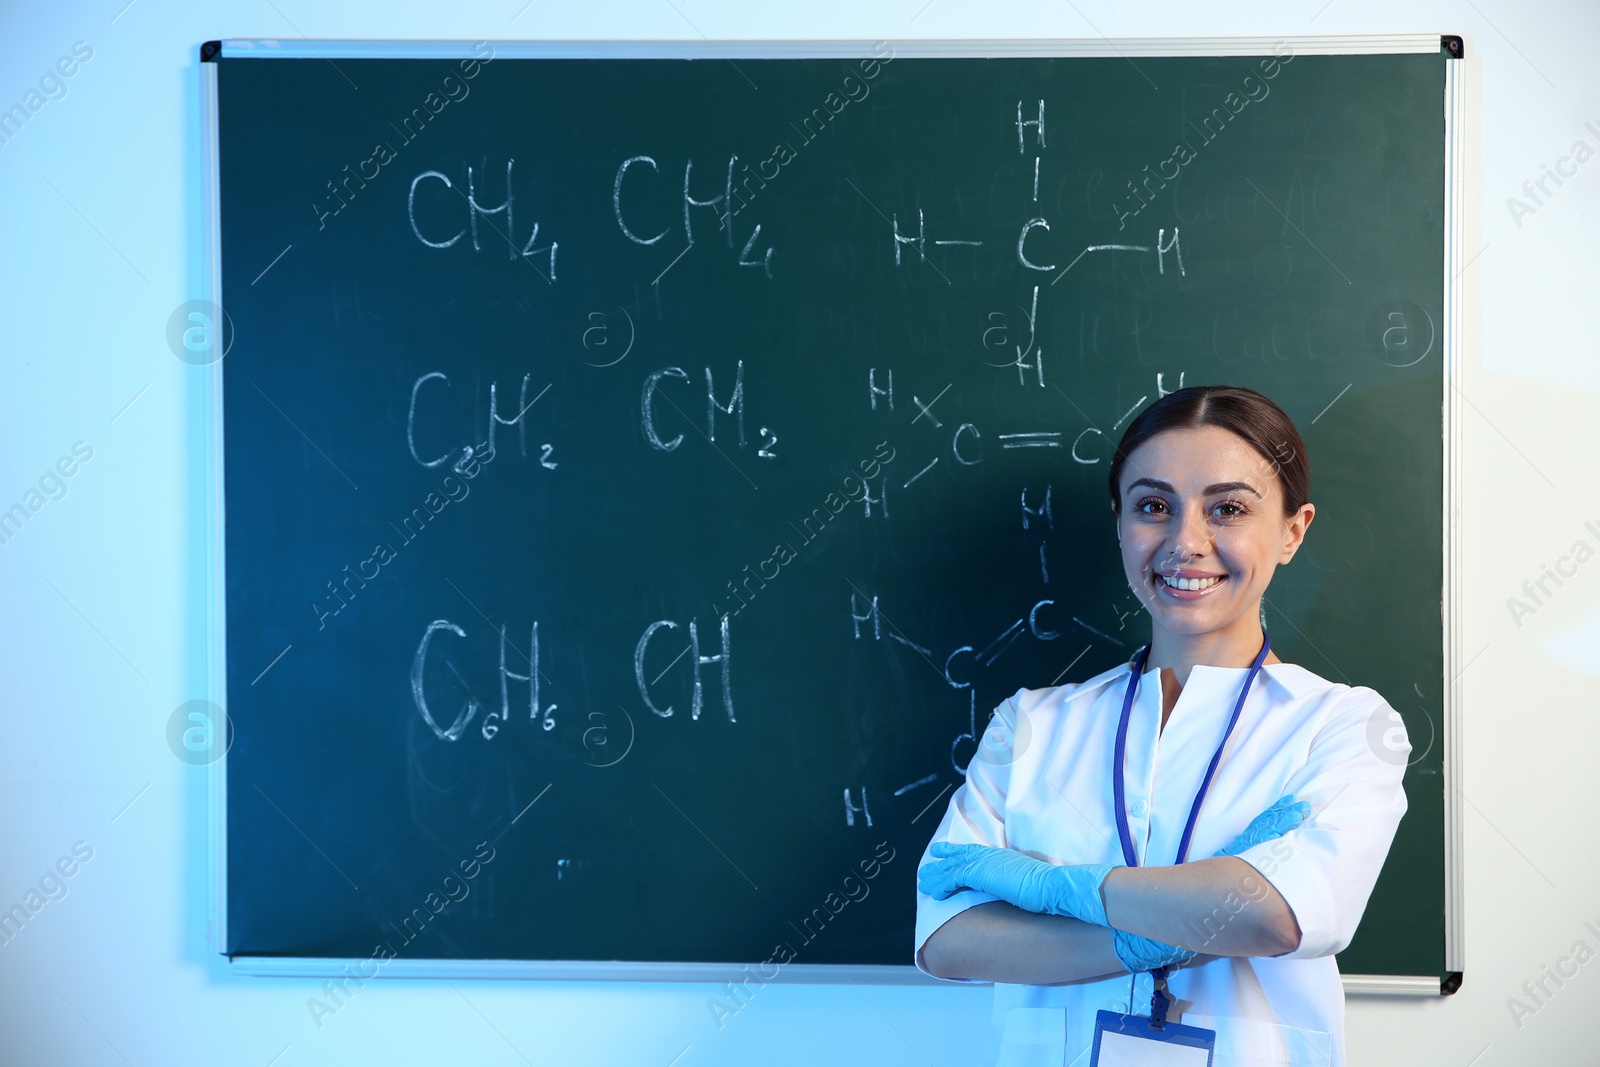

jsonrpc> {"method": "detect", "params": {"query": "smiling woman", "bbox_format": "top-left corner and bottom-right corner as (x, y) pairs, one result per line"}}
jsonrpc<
(1110, 385), (1315, 696)
(914, 385), (1410, 1067)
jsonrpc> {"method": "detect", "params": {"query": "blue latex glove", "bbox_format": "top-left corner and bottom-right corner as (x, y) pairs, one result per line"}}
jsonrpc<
(1114, 928), (1198, 973)
(1111, 793), (1310, 974)
(1213, 794), (1309, 857)
(917, 795), (1310, 938)
(918, 843), (1119, 926)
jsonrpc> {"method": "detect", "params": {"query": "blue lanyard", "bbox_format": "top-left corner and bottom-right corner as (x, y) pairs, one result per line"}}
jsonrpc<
(1112, 632), (1271, 870)
(1111, 632), (1270, 1025)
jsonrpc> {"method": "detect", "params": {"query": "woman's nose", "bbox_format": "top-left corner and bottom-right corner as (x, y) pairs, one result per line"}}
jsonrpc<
(1167, 507), (1210, 559)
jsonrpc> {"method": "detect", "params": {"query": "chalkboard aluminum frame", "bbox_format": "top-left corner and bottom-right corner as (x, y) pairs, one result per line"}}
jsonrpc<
(200, 34), (1465, 992)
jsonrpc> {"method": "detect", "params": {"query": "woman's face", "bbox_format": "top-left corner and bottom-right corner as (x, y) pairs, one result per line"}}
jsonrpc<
(1116, 425), (1314, 641)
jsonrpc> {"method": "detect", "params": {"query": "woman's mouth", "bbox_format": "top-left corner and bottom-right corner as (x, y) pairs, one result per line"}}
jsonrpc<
(1155, 572), (1227, 596)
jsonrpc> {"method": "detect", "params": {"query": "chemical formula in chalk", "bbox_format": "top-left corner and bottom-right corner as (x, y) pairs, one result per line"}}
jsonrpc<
(865, 369), (983, 501)
(410, 618), (557, 743)
(613, 154), (775, 279)
(407, 371), (558, 469)
(634, 614), (735, 723)
(887, 100), (1184, 299)
(407, 160), (559, 280)
(640, 359), (778, 459)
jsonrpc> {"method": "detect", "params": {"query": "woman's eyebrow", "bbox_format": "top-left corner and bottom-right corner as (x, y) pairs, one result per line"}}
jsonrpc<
(1203, 480), (1262, 497)
(1126, 477), (1262, 497)
(1127, 477), (1176, 494)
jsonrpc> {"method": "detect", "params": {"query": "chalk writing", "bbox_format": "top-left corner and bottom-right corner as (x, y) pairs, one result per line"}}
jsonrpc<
(843, 787), (872, 828)
(410, 613), (554, 743)
(613, 154), (774, 276)
(408, 372), (552, 467)
(641, 362), (767, 455)
(408, 159), (558, 278)
(635, 615), (735, 722)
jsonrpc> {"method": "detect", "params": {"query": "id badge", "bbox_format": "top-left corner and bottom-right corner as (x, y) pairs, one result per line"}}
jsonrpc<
(1089, 1010), (1215, 1066)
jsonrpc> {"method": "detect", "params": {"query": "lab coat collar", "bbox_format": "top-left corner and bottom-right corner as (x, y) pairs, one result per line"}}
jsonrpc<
(1175, 660), (1327, 703)
(1064, 657), (1146, 701)
(1062, 653), (1324, 705)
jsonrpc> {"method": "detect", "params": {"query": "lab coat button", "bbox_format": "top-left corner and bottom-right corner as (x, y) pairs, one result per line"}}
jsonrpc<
(1129, 798), (1148, 817)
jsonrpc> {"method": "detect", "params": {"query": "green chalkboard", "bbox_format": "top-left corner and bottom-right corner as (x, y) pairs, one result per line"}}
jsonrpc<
(211, 40), (1454, 983)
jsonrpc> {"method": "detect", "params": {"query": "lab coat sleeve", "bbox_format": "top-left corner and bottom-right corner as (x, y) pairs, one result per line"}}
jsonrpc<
(912, 689), (1031, 981)
(1233, 690), (1410, 959)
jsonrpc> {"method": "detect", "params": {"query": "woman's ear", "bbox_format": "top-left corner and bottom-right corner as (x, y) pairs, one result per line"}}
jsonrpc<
(1279, 502), (1315, 563)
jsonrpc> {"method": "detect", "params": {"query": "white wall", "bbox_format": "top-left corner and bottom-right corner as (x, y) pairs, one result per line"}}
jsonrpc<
(2, 1), (1596, 1063)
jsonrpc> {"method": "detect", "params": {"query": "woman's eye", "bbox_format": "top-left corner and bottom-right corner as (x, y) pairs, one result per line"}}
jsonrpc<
(1134, 497), (1167, 515)
(1213, 499), (1249, 519)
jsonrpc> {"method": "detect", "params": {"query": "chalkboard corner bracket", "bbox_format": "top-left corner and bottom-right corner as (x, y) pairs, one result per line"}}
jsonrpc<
(201, 40), (222, 63)
(1441, 970), (1464, 995)
(1441, 35), (1465, 59)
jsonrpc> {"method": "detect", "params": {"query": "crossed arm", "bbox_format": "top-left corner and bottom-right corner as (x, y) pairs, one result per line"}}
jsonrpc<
(921, 855), (1302, 984)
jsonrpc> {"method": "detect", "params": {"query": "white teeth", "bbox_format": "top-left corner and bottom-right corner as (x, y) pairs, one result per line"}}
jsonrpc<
(1160, 574), (1223, 592)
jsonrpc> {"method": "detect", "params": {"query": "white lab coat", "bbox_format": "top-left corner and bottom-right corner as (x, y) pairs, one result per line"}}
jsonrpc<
(914, 655), (1410, 1067)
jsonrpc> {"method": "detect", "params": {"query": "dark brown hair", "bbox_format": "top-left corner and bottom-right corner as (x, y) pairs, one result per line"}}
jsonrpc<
(1107, 385), (1310, 517)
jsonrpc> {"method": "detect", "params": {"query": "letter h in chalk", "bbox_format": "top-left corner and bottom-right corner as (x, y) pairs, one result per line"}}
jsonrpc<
(689, 615), (734, 722)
